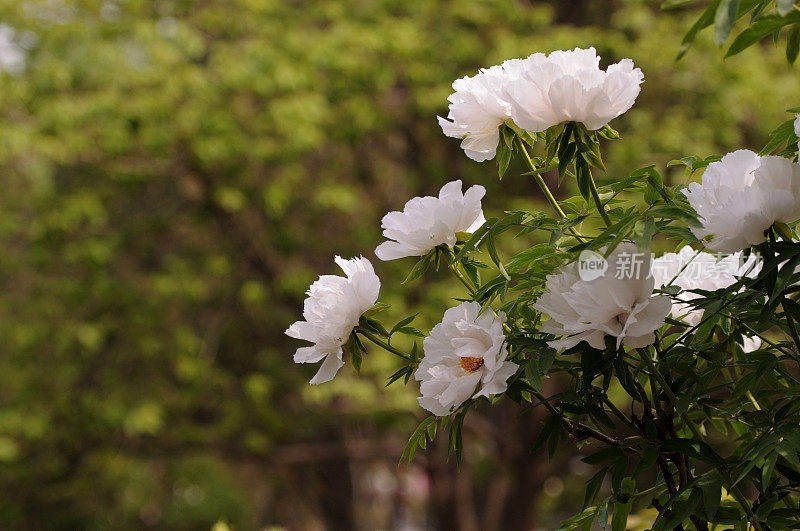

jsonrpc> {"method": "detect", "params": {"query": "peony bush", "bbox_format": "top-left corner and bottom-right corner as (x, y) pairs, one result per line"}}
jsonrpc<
(287, 46), (800, 529)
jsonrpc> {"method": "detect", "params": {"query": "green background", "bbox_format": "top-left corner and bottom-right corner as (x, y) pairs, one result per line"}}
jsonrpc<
(0, 0), (793, 528)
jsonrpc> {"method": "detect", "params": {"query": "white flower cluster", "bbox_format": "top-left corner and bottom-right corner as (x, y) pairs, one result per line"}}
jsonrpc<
(438, 47), (644, 161)
(683, 150), (800, 252)
(285, 47), (795, 420)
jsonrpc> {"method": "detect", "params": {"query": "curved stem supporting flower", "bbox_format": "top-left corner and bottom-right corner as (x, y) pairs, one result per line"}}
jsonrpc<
(515, 137), (567, 219)
(448, 259), (476, 295)
(358, 328), (410, 360)
(636, 348), (763, 530)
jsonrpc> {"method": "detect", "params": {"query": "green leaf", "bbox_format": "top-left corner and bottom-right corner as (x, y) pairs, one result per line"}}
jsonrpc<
(390, 314), (418, 336)
(558, 141), (577, 178)
(662, 488), (702, 530)
(575, 154), (593, 204)
(363, 301), (391, 316)
(678, 0), (722, 58)
(598, 124), (621, 140)
(485, 233), (510, 280)
(557, 505), (600, 531)
(662, 0), (695, 8)
(533, 415), (562, 452)
(630, 218), (656, 252)
(386, 366), (412, 387)
(402, 251), (434, 284)
(700, 473), (723, 521)
(788, 25), (800, 63)
(582, 446), (625, 465)
(760, 118), (797, 155)
(525, 358), (542, 391)
(400, 416), (437, 465)
(726, 11), (800, 57)
(649, 205), (702, 228)
(454, 218), (496, 261)
(583, 469), (607, 509)
(360, 316), (390, 337)
(394, 326), (425, 338)
(611, 499), (632, 531)
(714, 0), (741, 45)
(758, 252), (800, 328)
(659, 224), (699, 242)
(497, 140), (512, 180)
(763, 452), (778, 490)
(501, 123), (515, 148)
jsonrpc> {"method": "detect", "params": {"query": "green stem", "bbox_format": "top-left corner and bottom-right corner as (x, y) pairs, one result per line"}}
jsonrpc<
(358, 329), (410, 360)
(447, 256), (476, 295)
(636, 348), (763, 530)
(516, 137), (567, 219)
(722, 311), (794, 358)
(603, 395), (638, 431)
(530, 389), (639, 455)
(746, 391), (762, 411)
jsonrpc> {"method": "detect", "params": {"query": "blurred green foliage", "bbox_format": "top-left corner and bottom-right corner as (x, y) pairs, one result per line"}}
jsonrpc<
(0, 0), (794, 528)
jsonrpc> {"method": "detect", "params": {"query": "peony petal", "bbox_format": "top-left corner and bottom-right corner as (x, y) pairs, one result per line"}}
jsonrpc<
(375, 240), (415, 261)
(309, 350), (344, 385)
(294, 346), (328, 364)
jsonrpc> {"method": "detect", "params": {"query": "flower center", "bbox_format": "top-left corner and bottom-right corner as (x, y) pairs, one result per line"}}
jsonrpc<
(460, 356), (484, 373)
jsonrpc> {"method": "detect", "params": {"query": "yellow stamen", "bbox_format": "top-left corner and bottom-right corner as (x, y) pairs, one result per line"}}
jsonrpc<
(460, 356), (484, 373)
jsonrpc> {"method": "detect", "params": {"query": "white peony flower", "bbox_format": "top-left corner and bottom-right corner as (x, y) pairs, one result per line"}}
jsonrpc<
(682, 150), (800, 253)
(415, 301), (518, 416)
(437, 64), (514, 162)
(533, 243), (671, 350)
(652, 246), (762, 352)
(795, 114), (800, 153)
(503, 47), (643, 132)
(652, 246), (761, 326)
(375, 180), (486, 261)
(285, 256), (380, 384)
